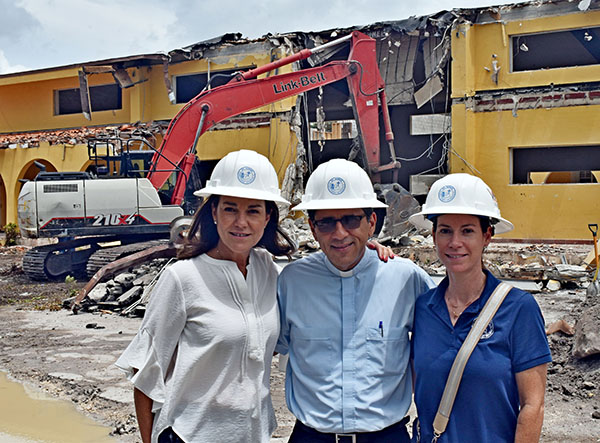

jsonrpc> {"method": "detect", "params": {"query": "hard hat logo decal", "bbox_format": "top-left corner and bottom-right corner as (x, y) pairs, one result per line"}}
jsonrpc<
(438, 185), (456, 203)
(327, 177), (346, 195)
(237, 166), (256, 185)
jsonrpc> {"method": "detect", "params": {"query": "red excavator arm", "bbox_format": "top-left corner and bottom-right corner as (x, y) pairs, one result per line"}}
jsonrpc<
(147, 31), (399, 205)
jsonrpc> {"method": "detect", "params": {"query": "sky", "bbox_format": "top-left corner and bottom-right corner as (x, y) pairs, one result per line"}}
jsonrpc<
(0, 0), (517, 75)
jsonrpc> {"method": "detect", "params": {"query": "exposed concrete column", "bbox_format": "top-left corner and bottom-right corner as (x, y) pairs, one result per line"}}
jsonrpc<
(129, 68), (150, 123)
(451, 23), (477, 99)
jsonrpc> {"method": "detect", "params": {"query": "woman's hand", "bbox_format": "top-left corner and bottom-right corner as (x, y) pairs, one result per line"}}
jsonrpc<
(367, 240), (395, 262)
(515, 363), (547, 442)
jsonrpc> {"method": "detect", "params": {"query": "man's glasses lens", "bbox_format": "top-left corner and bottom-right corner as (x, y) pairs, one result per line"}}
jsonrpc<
(314, 215), (365, 233)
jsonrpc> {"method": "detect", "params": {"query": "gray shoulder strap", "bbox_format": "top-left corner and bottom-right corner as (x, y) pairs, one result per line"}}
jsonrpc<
(431, 282), (512, 442)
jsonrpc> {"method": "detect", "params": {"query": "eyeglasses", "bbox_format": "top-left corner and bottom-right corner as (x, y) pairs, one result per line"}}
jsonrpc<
(313, 214), (366, 233)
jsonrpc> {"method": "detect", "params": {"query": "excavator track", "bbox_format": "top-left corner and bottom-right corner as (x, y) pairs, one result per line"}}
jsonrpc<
(21, 235), (168, 281)
(22, 248), (55, 281)
(22, 240), (96, 281)
(86, 239), (169, 278)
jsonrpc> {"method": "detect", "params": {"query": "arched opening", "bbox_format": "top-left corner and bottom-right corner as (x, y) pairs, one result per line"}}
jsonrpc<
(14, 160), (58, 224)
(20, 159), (57, 182)
(0, 176), (6, 228)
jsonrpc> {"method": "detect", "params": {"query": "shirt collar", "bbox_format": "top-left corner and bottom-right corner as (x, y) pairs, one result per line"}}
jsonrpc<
(426, 269), (501, 317)
(322, 247), (375, 277)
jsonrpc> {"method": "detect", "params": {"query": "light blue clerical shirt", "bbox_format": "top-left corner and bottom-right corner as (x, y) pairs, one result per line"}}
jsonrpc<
(276, 248), (434, 433)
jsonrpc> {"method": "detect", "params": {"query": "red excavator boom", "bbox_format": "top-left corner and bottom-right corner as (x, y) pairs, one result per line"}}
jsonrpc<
(147, 31), (399, 205)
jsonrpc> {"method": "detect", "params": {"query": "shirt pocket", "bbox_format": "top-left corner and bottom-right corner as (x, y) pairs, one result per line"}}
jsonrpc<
(365, 327), (409, 376)
(290, 328), (335, 377)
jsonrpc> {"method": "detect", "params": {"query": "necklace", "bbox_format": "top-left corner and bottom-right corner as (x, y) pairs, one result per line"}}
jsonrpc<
(445, 278), (486, 320)
(210, 247), (226, 261)
(445, 297), (477, 319)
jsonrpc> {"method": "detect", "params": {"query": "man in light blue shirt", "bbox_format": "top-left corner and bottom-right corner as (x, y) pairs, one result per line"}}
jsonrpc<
(276, 159), (434, 442)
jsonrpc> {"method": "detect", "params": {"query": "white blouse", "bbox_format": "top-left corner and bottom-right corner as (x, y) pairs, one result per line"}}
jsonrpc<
(115, 248), (280, 443)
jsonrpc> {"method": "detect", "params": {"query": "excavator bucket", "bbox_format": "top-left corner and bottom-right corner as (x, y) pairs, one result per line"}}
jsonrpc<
(375, 183), (422, 239)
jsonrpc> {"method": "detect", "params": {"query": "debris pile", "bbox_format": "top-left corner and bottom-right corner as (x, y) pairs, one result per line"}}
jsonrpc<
(0, 122), (167, 149)
(546, 293), (600, 420)
(393, 238), (597, 293)
(279, 217), (318, 252)
(62, 224), (599, 319)
(63, 258), (171, 317)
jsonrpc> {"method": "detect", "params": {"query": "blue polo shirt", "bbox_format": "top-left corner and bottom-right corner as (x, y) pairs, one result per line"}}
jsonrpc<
(276, 248), (434, 433)
(412, 270), (552, 443)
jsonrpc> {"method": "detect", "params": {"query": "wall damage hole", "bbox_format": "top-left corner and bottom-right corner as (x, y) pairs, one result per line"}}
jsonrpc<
(510, 146), (600, 184)
(529, 171), (600, 184)
(309, 120), (356, 140)
(174, 67), (252, 103)
(511, 26), (600, 72)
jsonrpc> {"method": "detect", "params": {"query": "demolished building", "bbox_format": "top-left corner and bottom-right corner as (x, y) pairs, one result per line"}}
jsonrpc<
(0, 0), (599, 241)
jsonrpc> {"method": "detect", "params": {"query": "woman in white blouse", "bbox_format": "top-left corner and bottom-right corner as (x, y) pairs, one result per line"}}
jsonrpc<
(116, 150), (295, 443)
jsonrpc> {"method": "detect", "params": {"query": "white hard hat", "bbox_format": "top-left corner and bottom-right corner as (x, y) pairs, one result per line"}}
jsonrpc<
(408, 173), (513, 234)
(294, 158), (387, 210)
(194, 149), (290, 205)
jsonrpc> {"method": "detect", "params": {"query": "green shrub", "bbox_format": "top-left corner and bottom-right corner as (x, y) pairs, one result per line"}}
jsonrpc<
(65, 275), (79, 298)
(3, 223), (19, 246)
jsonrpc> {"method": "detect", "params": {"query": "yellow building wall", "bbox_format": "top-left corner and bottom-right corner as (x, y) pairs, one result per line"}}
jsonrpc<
(451, 9), (600, 240)
(194, 117), (297, 171)
(0, 43), (298, 133)
(0, 43), (302, 227)
(0, 72), (132, 133)
(451, 102), (600, 240)
(452, 11), (600, 97)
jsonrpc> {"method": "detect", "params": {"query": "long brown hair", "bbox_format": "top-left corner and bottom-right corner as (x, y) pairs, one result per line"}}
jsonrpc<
(177, 195), (295, 260)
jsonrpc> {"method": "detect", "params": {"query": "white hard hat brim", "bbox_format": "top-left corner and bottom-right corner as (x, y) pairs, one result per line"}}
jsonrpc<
(408, 206), (514, 235)
(194, 186), (290, 206)
(294, 197), (388, 211)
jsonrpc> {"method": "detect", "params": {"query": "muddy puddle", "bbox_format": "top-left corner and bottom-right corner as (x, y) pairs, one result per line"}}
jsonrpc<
(0, 371), (114, 442)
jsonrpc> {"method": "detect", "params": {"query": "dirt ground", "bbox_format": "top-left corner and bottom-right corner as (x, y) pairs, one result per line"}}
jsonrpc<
(0, 245), (598, 442)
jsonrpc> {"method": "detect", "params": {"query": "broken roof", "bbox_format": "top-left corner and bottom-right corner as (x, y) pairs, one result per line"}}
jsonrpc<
(0, 33), (251, 80)
(0, 122), (167, 149)
(3, 0), (596, 81)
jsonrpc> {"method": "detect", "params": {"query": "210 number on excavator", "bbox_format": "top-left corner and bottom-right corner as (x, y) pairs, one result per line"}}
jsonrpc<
(91, 213), (136, 226)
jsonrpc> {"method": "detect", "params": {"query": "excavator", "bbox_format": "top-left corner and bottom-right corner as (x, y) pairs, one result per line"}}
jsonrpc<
(17, 31), (409, 281)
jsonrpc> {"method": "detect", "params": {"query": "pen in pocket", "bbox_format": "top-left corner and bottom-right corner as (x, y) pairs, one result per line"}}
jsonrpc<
(378, 321), (384, 337)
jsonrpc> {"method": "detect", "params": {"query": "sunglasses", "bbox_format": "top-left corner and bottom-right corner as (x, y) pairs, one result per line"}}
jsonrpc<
(313, 214), (366, 233)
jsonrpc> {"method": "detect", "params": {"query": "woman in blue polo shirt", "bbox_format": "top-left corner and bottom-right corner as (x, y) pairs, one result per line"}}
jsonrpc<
(408, 173), (551, 443)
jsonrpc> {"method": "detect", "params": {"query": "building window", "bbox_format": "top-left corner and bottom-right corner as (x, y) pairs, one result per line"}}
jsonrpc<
(174, 68), (249, 103)
(511, 146), (600, 184)
(55, 83), (122, 115)
(512, 27), (600, 72)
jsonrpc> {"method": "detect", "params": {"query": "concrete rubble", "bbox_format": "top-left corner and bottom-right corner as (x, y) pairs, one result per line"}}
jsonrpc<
(63, 259), (171, 317)
(0, 122), (167, 149)
(66, 219), (599, 323)
(573, 303), (600, 359)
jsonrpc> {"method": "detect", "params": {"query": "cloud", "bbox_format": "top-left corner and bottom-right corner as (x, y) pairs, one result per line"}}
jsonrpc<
(9, 0), (182, 69)
(167, 0), (421, 41)
(0, 49), (30, 74)
(0, 0), (519, 73)
(0, 0), (40, 40)
(165, 0), (490, 45)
